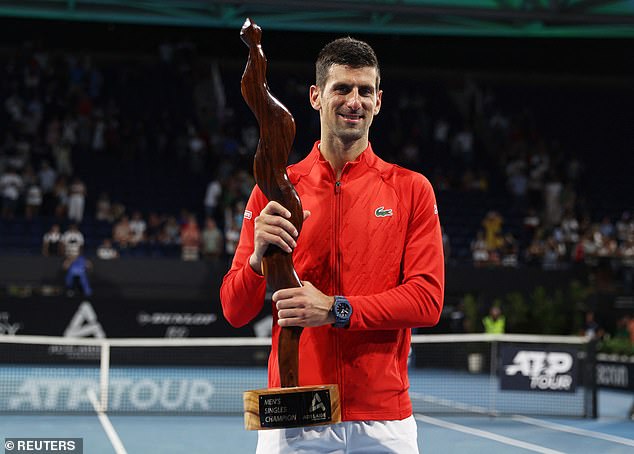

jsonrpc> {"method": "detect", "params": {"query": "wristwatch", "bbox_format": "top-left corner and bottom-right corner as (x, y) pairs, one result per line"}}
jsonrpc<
(331, 296), (352, 328)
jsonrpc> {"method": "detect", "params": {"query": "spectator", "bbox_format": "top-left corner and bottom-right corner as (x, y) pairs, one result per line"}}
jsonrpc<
(201, 216), (223, 259)
(68, 177), (87, 223)
(525, 230), (546, 266)
(471, 230), (489, 266)
(560, 209), (580, 246)
(204, 178), (222, 220)
(42, 224), (62, 257)
(543, 171), (563, 227)
(53, 139), (73, 176)
(542, 237), (564, 270)
(38, 160), (57, 215)
(24, 182), (43, 219)
(160, 216), (181, 245)
(63, 252), (92, 297)
(181, 214), (201, 260)
(581, 311), (603, 340)
(0, 166), (23, 219)
(110, 201), (126, 221)
(224, 217), (240, 256)
(616, 211), (633, 243)
(112, 215), (132, 248)
(522, 208), (541, 247)
(60, 223), (85, 258)
(145, 212), (164, 243)
(482, 211), (503, 252)
(95, 192), (112, 222)
(97, 239), (119, 260)
(449, 302), (466, 333)
(598, 216), (615, 240)
(129, 210), (147, 245)
(614, 315), (631, 340)
(483, 306), (505, 334)
(501, 233), (519, 267)
(52, 176), (69, 219)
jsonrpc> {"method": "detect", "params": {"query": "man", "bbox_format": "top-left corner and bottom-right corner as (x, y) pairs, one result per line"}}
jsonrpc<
(64, 251), (93, 297)
(221, 37), (444, 453)
(483, 306), (505, 334)
(60, 223), (85, 258)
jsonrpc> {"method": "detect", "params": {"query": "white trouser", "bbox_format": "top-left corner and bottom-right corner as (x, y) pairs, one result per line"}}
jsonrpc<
(256, 415), (419, 454)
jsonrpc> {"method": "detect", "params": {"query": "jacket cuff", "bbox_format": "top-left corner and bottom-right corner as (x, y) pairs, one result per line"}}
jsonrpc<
(243, 259), (266, 284)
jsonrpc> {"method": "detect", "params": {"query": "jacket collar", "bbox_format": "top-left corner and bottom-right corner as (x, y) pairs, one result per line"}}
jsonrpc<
(289, 141), (387, 184)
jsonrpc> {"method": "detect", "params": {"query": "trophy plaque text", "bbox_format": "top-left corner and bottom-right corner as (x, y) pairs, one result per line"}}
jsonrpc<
(239, 18), (341, 430)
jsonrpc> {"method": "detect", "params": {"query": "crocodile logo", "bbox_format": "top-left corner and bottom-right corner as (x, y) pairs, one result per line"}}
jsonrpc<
(375, 206), (393, 217)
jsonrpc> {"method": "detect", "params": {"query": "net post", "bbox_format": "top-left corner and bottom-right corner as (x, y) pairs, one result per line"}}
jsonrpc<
(99, 340), (111, 412)
(586, 338), (598, 419)
(489, 336), (498, 416)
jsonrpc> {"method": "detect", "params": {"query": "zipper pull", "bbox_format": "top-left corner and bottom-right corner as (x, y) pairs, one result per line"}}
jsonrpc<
(335, 181), (341, 194)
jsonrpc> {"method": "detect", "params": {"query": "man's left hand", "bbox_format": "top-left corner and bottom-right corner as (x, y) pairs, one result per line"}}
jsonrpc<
(273, 281), (335, 327)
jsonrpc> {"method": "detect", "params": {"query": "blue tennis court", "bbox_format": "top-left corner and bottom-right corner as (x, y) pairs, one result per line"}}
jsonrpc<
(2, 389), (632, 453)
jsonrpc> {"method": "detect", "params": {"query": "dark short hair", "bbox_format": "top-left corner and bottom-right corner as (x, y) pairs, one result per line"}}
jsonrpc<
(315, 37), (380, 89)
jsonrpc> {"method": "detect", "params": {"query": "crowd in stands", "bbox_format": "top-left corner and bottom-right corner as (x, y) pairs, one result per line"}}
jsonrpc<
(0, 39), (632, 273)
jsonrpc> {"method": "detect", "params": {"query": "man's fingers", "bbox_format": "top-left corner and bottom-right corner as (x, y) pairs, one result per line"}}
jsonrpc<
(258, 214), (298, 238)
(260, 231), (293, 253)
(261, 201), (291, 218)
(261, 224), (297, 250)
(278, 317), (304, 328)
(273, 287), (303, 303)
(277, 308), (305, 320)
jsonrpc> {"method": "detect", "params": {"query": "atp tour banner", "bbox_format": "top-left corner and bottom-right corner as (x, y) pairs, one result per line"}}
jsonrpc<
(0, 365), (267, 414)
(0, 296), (264, 338)
(500, 345), (578, 392)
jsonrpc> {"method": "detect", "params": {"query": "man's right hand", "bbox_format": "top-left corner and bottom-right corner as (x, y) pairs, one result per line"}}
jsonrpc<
(248, 201), (310, 275)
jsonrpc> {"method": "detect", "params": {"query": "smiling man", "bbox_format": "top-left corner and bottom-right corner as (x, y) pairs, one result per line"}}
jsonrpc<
(221, 37), (445, 453)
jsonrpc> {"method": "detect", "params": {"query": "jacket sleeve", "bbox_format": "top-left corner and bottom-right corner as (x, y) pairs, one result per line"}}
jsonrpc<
(220, 186), (267, 328)
(347, 175), (445, 330)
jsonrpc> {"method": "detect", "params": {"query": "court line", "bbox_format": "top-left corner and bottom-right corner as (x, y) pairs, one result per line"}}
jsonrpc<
(87, 389), (128, 454)
(512, 415), (634, 447)
(410, 392), (493, 415)
(414, 414), (565, 454)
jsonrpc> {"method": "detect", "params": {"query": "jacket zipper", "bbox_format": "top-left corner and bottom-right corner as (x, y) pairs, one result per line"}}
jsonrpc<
(334, 180), (342, 294)
(333, 178), (343, 413)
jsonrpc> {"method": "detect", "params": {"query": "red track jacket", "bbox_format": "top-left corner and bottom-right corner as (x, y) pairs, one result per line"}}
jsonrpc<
(221, 142), (445, 421)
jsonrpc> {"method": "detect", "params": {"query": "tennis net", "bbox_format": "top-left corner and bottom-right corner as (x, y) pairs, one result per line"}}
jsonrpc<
(0, 333), (596, 417)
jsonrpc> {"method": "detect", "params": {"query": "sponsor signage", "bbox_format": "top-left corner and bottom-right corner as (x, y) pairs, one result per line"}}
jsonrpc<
(0, 366), (266, 413)
(0, 312), (21, 335)
(0, 296), (252, 338)
(500, 345), (578, 392)
(596, 358), (634, 391)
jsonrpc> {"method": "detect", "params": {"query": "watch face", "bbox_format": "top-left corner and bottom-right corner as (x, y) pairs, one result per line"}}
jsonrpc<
(336, 302), (351, 318)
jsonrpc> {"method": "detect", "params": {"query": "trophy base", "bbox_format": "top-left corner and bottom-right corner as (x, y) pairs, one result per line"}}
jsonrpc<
(243, 384), (341, 430)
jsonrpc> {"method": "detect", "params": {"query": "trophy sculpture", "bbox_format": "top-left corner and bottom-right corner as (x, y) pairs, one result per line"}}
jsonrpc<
(240, 18), (341, 430)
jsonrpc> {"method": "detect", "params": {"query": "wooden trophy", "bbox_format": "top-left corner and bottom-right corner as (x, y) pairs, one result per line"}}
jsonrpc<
(240, 18), (341, 430)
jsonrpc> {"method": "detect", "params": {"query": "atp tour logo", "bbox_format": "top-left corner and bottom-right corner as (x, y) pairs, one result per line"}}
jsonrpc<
(500, 346), (577, 392)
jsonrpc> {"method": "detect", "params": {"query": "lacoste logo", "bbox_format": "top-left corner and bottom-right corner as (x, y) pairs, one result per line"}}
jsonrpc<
(375, 206), (393, 217)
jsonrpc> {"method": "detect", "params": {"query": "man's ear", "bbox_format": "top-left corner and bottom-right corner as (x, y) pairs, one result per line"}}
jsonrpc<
(374, 89), (383, 116)
(309, 85), (321, 111)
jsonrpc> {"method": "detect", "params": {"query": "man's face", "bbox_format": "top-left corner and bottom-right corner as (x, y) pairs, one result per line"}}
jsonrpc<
(310, 64), (382, 145)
